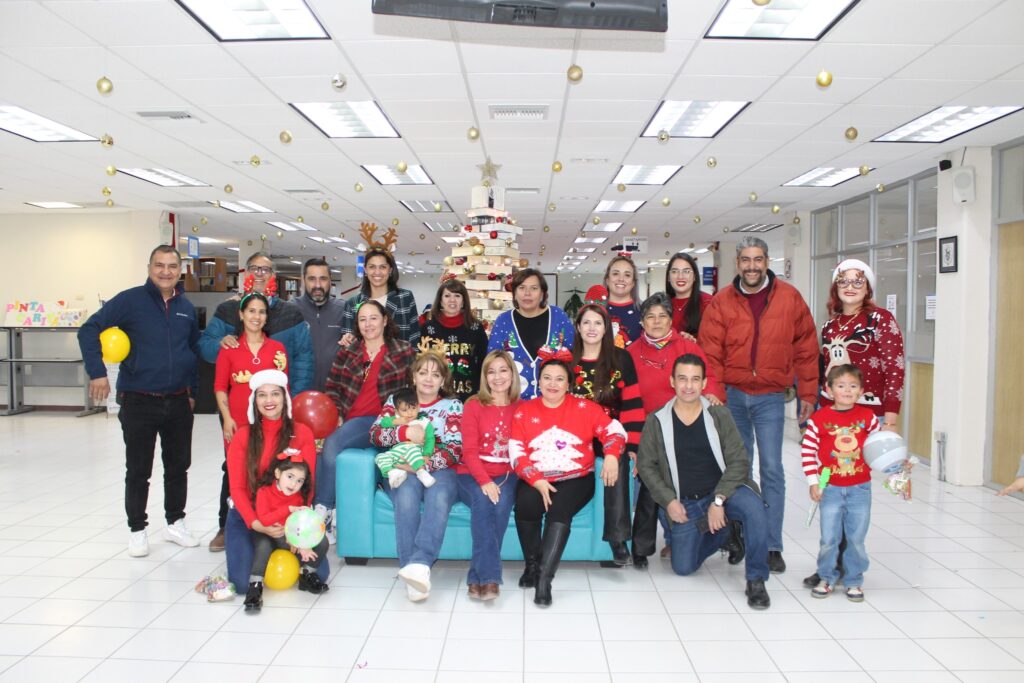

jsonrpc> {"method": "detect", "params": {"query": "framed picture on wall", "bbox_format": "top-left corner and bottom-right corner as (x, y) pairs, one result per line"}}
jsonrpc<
(939, 236), (958, 273)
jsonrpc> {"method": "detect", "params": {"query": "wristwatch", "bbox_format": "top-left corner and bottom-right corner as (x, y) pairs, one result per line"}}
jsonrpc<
(713, 495), (726, 507)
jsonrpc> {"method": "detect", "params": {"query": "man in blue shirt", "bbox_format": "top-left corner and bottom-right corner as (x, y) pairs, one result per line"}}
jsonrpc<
(79, 245), (201, 558)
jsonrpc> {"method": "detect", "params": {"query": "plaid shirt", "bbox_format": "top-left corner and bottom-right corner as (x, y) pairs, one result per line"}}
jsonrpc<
(340, 288), (420, 347)
(324, 338), (415, 418)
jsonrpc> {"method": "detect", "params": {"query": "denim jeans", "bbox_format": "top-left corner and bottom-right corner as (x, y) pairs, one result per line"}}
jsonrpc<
(387, 467), (458, 568)
(726, 387), (786, 552)
(225, 508), (329, 590)
(817, 482), (871, 588)
(314, 415), (376, 509)
(457, 472), (517, 585)
(117, 392), (193, 531)
(667, 486), (770, 581)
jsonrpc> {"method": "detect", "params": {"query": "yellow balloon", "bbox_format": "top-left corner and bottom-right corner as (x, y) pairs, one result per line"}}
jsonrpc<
(99, 327), (130, 363)
(263, 549), (300, 590)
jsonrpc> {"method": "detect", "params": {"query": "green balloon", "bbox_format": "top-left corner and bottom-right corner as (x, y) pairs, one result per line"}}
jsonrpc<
(285, 508), (326, 549)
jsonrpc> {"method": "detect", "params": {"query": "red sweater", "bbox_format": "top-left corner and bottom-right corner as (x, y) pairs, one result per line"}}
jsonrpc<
(213, 336), (288, 426)
(819, 308), (905, 416)
(509, 396), (626, 486)
(801, 405), (879, 487)
(255, 484), (306, 527)
(455, 399), (518, 485)
(672, 292), (713, 336)
(226, 418), (317, 528)
(628, 331), (724, 412)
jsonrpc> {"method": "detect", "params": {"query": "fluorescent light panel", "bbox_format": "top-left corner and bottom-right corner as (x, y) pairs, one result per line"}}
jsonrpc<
(267, 220), (315, 232)
(595, 200), (645, 213)
(784, 166), (865, 187)
(25, 201), (83, 209)
(196, 236), (222, 244)
(642, 101), (748, 138)
(176, 0), (328, 41)
(736, 223), (784, 233)
(874, 105), (1024, 143)
(338, 246), (356, 253)
(290, 101), (399, 138)
(440, 236), (464, 244)
(424, 221), (461, 232)
(402, 200), (451, 213)
(306, 235), (330, 243)
(118, 167), (209, 187)
(362, 164), (433, 186)
(612, 165), (681, 186)
(706, 0), (859, 40)
(584, 222), (623, 233)
(575, 237), (608, 244)
(0, 106), (96, 142)
(212, 199), (274, 213)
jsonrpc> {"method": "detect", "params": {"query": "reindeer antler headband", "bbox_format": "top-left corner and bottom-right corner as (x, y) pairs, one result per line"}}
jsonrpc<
(359, 222), (398, 253)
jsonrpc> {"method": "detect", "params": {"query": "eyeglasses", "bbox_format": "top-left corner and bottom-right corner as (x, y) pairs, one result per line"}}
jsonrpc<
(247, 265), (273, 275)
(836, 278), (866, 289)
(669, 268), (694, 277)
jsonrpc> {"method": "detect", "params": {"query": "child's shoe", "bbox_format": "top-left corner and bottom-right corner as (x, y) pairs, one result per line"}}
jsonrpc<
(388, 469), (408, 488)
(298, 571), (330, 594)
(846, 586), (864, 602)
(243, 581), (263, 613)
(416, 468), (436, 488)
(811, 581), (833, 599)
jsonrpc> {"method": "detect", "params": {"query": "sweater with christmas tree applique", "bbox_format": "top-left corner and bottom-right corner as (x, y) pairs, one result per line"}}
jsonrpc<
(419, 312), (489, 402)
(509, 396), (626, 486)
(800, 405), (879, 487)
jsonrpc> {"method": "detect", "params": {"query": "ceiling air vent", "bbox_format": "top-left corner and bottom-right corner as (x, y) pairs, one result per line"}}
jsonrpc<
(137, 110), (198, 121)
(489, 104), (549, 121)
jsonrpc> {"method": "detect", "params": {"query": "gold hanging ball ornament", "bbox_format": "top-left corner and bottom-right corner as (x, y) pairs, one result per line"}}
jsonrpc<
(419, 233), (426, 240)
(793, 215), (802, 225)
(548, 203), (557, 212)
(661, 197), (671, 207)
(391, 218), (399, 226)
(296, 216), (304, 223)
(771, 204), (781, 214)
(105, 198), (114, 208)
(468, 236), (480, 246)
(473, 244), (486, 256)
(630, 227), (638, 235)
(876, 183), (886, 193)
(723, 227), (731, 233)
(845, 126), (859, 141)
(749, 191), (758, 202)
(706, 156), (718, 169)
(753, 0), (771, 6)
(663, 231), (670, 238)
(276, 230), (284, 239)
(433, 202), (442, 212)
(321, 201), (330, 211)
(279, 130), (293, 144)
(435, 245), (442, 252)
(467, 126), (480, 141)
(331, 73), (347, 91)
(859, 165), (871, 176)
(518, 258), (529, 268)
(396, 161), (408, 174)
(224, 184), (233, 194)
(96, 76), (113, 95)
(617, 183), (626, 192)
(507, 238), (517, 247)
(543, 225), (551, 233)
(100, 134), (114, 148)
(567, 64), (584, 83)
(693, 215), (702, 224)
(592, 216), (601, 225)
(101, 186), (111, 197)
(200, 216), (208, 225)
(657, 130), (670, 143)
(105, 165), (117, 176)
(354, 182), (363, 192)
(249, 155), (261, 167)
(443, 256), (454, 267)
(552, 160), (563, 173)
(816, 69), (834, 88)
(191, 225), (199, 233)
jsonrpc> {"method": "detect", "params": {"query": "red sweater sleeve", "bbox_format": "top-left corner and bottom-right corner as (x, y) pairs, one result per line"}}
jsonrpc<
(877, 311), (905, 415)
(801, 417), (822, 484)
(510, 404), (539, 485)
(227, 426), (258, 528)
(214, 345), (234, 393)
(616, 352), (645, 451)
(592, 404), (627, 459)
(460, 400), (491, 486)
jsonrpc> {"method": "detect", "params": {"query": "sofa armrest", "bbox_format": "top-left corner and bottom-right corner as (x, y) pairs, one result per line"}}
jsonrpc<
(336, 447), (379, 558)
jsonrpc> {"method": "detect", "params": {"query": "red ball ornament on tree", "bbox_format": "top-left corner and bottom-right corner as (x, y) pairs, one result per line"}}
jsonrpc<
(489, 230), (498, 239)
(464, 225), (473, 232)
(487, 272), (497, 281)
(455, 257), (465, 265)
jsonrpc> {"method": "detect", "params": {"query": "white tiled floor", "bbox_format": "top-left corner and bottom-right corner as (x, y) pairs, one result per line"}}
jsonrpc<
(2, 413), (1024, 682)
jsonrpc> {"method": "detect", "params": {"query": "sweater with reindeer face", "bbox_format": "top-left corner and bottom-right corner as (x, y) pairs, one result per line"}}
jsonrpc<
(800, 405), (880, 487)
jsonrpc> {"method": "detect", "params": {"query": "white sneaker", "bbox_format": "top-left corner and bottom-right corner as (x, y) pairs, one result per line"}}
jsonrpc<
(415, 469), (436, 488)
(398, 562), (431, 594)
(128, 530), (149, 557)
(388, 469), (408, 488)
(406, 583), (429, 602)
(165, 519), (199, 548)
(314, 503), (329, 522)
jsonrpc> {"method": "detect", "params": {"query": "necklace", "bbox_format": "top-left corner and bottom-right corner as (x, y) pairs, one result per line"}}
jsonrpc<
(833, 311), (861, 338)
(246, 334), (265, 365)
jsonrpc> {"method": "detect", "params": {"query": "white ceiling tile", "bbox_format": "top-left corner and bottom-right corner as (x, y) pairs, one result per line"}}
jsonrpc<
(760, 76), (882, 105)
(575, 39), (696, 75)
(385, 100), (473, 123)
(955, 80), (1024, 105)
(564, 99), (659, 123)
(663, 75), (773, 101)
(345, 40), (462, 75)
(460, 38), (576, 74)
(467, 73), (565, 100)
(946, 0), (1024, 45)
(112, 45), (250, 80)
(680, 40), (814, 77)
(260, 76), (374, 102)
(741, 101), (842, 126)
(896, 45), (1024, 81)
(43, 0), (216, 47)
(225, 41), (348, 78)
(365, 74), (469, 101)
(792, 43), (933, 79)
(826, 0), (1003, 44)
(853, 79), (982, 106)
(0, 1), (96, 47)
(163, 78), (281, 106)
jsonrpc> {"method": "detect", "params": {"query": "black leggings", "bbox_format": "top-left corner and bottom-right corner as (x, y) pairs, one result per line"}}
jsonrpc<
(250, 531), (328, 579)
(516, 474), (595, 526)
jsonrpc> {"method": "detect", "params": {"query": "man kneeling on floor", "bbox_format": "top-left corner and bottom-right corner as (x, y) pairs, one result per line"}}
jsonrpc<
(636, 353), (772, 609)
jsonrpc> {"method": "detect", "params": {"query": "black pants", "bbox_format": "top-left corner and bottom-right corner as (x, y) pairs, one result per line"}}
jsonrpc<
(603, 455), (632, 543)
(250, 531), (329, 578)
(631, 479), (661, 557)
(516, 474), (595, 526)
(118, 392), (194, 532)
(218, 413), (230, 530)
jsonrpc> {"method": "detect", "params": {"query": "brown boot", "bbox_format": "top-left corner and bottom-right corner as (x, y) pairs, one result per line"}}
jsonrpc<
(208, 528), (225, 553)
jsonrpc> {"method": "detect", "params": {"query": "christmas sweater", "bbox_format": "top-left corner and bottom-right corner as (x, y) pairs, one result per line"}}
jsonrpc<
(607, 300), (642, 347)
(570, 347), (645, 451)
(801, 405), (880, 487)
(819, 308), (905, 416)
(628, 331), (724, 412)
(255, 483), (307, 527)
(455, 399), (518, 485)
(370, 395), (463, 472)
(419, 312), (489, 401)
(213, 336), (288, 427)
(486, 305), (575, 400)
(509, 396), (626, 486)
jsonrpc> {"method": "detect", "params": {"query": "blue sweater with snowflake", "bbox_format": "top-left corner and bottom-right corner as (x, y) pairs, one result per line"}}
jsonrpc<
(486, 306), (575, 400)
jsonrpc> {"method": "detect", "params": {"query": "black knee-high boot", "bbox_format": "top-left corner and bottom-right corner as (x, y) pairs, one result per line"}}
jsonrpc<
(516, 520), (542, 588)
(534, 522), (571, 607)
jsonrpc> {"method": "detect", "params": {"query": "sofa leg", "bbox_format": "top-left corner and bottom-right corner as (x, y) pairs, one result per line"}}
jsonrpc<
(344, 557), (369, 566)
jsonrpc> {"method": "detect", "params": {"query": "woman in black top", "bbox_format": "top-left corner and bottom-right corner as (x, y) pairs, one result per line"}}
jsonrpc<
(419, 279), (489, 401)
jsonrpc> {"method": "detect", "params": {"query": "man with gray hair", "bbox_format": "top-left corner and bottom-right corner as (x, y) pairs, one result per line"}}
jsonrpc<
(698, 236), (818, 574)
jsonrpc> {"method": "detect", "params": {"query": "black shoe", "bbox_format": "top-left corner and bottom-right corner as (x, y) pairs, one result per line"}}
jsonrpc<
(767, 551), (786, 574)
(745, 579), (770, 609)
(609, 542), (632, 567)
(722, 521), (745, 566)
(534, 522), (571, 607)
(632, 554), (649, 570)
(243, 581), (263, 613)
(298, 571), (330, 594)
(803, 572), (821, 589)
(516, 520), (542, 588)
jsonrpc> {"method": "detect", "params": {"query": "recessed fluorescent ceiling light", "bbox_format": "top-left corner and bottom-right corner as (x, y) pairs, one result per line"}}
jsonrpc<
(642, 101), (748, 138)
(117, 168), (209, 187)
(327, 236), (348, 243)
(874, 106), (1024, 143)
(575, 237), (608, 244)
(0, 106), (96, 142)
(267, 221), (300, 232)
(584, 222), (623, 233)
(595, 200), (645, 213)
(227, 247), (240, 252)
(363, 164), (433, 186)
(706, 0), (859, 40)
(25, 201), (83, 209)
(290, 101), (399, 138)
(176, 0), (328, 41)
(290, 260), (303, 265)
(736, 223), (784, 233)
(575, 247), (597, 253)
(212, 199), (274, 213)
(784, 166), (865, 187)
(612, 165), (681, 186)
(196, 236), (222, 244)
(338, 246), (356, 253)
(306, 235), (330, 243)
(440, 236), (464, 244)
(424, 221), (460, 232)
(402, 200), (451, 213)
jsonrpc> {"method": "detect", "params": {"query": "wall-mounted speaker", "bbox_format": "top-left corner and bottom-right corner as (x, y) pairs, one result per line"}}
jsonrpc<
(787, 224), (802, 246)
(952, 166), (975, 204)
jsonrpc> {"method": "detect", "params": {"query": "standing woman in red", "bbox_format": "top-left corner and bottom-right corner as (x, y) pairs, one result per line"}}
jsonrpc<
(510, 347), (627, 606)
(667, 252), (713, 337)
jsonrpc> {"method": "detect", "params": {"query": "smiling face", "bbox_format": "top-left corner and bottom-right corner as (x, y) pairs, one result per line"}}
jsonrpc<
(413, 358), (444, 402)
(605, 260), (636, 301)
(148, 250), (182, 295)
(670, 362), (707, 405)
(828, 372), (863, 408)
(356, 304), (385, 342)
(641, 303), (674, 339)
(539, 363), (569, 405)
(440, 288), (463, 316)
(241, 297), (268, 335)
(364, 254), (392, 292)
(254, 385), (285, 420)
(485, 356), (514, 399)
(515, 275), (544, 314)
(303, 264), (331, 304)
(577, 309), (606, 349)
(836, 269), (868, 309)
(737, 246), (768, 291)
(275, 465), (307, 497)
(246, 255), (275, 294)
(668, 256), (696, 298)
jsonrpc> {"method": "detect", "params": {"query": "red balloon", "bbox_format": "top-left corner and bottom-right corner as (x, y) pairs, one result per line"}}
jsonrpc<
(292, 391), (339, 439)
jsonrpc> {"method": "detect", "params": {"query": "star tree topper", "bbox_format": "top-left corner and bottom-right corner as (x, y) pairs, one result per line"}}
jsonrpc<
(477, 156), (501, 183)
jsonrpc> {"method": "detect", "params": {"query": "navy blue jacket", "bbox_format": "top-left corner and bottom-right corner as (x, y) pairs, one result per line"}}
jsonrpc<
(78, 280), (200, 395)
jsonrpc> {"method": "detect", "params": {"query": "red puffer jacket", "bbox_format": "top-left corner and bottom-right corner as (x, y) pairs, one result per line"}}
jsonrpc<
(698, 271), (819, 403)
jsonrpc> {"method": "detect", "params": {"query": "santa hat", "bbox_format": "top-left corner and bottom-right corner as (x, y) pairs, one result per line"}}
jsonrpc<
(247, 369), (292, 423)
(832, 258), (876, 291)
(584, 285), (609, 307)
